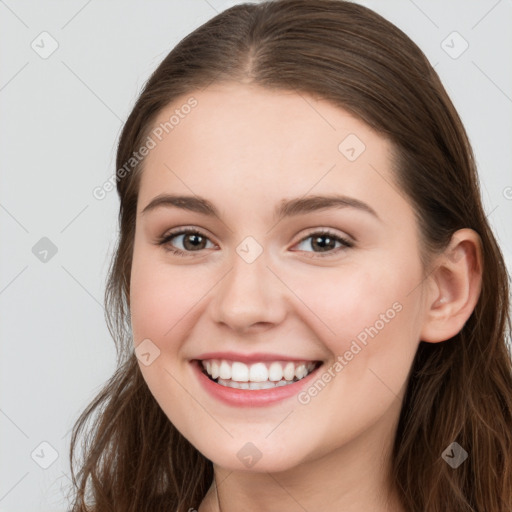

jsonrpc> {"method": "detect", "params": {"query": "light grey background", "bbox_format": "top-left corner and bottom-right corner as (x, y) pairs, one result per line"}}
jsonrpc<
(1, 1), (511, 511)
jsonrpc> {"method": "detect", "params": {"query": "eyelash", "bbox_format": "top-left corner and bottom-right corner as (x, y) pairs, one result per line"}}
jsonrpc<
(156, 227), (353, 258)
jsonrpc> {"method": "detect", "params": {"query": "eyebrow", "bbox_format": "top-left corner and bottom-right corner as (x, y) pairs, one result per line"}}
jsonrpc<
(141, 193), (380, 221)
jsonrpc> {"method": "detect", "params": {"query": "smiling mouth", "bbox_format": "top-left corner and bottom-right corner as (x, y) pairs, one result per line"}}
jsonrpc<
(197, 359), (323, 390)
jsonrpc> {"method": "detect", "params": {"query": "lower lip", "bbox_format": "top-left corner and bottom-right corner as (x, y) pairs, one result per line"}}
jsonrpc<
(191, 360), (323, 407)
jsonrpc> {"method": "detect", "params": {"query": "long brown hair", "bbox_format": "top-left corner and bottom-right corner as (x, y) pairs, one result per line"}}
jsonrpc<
(67, 1), (512, 510)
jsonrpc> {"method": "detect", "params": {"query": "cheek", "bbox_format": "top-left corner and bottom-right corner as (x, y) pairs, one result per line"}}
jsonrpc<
(283, 256), (422, 382)
(130, 260), (173, 343)
(291, 265), (421, 444)
(285, 261), (413, 339)
(129, 252), (203, 426)
(130, 248), (207, 343)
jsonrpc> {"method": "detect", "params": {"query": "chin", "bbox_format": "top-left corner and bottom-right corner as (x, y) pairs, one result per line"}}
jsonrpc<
(198, 441), (309, 473)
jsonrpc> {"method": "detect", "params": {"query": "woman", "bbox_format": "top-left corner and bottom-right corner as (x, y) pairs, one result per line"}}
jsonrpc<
(68, 1), (512, 511)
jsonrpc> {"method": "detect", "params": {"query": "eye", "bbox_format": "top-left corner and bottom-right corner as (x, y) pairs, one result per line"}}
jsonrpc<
(156, 227), (353, 258)
(157, 228), (216, 257)
(292, 229), (353, 257)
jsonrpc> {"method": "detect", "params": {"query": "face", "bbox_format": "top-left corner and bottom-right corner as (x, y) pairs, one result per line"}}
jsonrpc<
(129, 82), (427, 472)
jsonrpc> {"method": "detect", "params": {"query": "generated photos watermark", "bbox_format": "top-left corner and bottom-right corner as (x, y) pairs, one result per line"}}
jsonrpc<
(92, 96), (198, 200)
(298, 301), (403, 405)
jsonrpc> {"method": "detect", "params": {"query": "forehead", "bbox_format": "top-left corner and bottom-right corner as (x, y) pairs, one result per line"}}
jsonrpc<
(145, 82), (385, 165)
(137, 82), (407, 225)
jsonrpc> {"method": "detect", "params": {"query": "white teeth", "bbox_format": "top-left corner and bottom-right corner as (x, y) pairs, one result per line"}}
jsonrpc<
(268, 362), (283, 381)
(217, 378), (294, 390)
(249, 362), (268, 382)
(295, 364), (307, 380)
(249, 380), (275, 390)
(201, 358), (320, 388)
(283, 362), (295, 381)
(219, 360), (231, 380)
(211, 361), (219, 379)
(231, 362), (249, 382)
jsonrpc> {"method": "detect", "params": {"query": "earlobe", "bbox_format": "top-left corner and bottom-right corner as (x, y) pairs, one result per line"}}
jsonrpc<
(420, 228), (483, 343)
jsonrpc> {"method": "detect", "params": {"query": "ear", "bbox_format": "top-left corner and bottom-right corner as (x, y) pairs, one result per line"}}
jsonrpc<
(420, 228), (483, 343)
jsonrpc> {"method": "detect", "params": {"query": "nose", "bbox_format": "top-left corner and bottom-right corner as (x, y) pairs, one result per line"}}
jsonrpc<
(208, 250), (287, 334)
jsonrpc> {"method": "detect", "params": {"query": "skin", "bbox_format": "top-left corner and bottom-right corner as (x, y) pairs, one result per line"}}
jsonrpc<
(129, 82), (482, 512)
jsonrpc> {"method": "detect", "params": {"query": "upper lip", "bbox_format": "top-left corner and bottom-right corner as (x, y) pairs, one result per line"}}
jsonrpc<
(193, 351), (323, 364)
